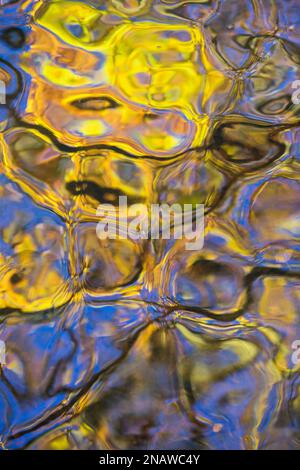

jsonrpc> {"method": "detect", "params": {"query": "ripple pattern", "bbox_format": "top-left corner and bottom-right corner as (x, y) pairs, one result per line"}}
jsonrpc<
(0, 0), (300, 450)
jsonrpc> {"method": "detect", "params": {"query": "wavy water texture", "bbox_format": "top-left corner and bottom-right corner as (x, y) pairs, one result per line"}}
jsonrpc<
(0, 0), (300, 450)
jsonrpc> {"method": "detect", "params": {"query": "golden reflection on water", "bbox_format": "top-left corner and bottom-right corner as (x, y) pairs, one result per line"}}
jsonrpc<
(0, 0), (300, 450)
